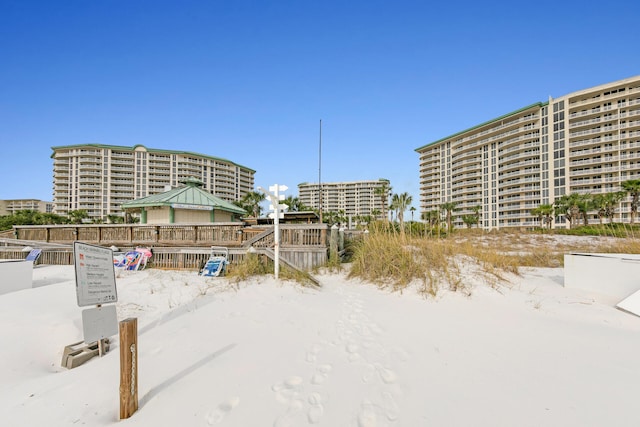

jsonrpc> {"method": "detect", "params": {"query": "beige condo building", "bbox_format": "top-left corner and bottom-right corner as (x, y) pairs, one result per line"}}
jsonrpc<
(0, 199), (54, 215)
(416, 75), (640, 230)
(51, 144), (255, 221)
(298, 179), (391, 220)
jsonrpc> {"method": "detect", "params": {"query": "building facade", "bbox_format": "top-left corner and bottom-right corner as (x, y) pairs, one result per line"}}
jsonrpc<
(51, 144), (255, 221)
(298, 179), (390, 220)
(0, 199), (54, 215)
(416, 75), (640, 230)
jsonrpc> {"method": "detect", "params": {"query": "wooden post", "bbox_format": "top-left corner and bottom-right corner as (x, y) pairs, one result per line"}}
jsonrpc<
(330, 224), (339, 263)
(119, 318), (138, 419)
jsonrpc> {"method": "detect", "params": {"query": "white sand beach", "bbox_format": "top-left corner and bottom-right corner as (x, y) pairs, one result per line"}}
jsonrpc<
(1, 255), (639, 427)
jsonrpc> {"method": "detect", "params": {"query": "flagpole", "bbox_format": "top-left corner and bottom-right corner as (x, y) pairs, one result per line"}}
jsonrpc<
(319, 119), (323, 223)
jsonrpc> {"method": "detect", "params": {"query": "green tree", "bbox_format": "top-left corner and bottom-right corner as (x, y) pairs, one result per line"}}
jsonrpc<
(605, 191), (626, 223)
(471, 205), (481, 228)
(237, 191), (265, 218)
(440, 202), (458, 231)
(421, 210), (440, 228)
(374, 181), (391, 222)
(555, 193), (583, 228)
(107, 214), (125, 224)
(461, 214), (477, 228)
(592, 193), (624, 225)
(531, 204), (554, 229)
(282, 195), (307, 212)
(576, 194), (593, 226)
(390, 192), (413, 234)
(68, 209), (89, 224)
(621, 179), (640, 225)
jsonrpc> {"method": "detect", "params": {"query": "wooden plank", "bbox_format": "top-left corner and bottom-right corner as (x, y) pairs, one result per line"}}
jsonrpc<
(119, 318), (138, 419)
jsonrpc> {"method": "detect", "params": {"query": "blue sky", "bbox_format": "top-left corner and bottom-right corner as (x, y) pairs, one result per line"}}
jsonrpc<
(1, 0), (639, 210)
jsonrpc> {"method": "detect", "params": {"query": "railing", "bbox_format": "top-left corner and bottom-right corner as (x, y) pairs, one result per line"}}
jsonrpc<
(13, 223), (249, 247)
(6, 223), (330, 270)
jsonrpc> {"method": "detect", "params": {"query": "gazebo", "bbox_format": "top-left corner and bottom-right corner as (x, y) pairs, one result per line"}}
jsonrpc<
(121, 177), (246, 224)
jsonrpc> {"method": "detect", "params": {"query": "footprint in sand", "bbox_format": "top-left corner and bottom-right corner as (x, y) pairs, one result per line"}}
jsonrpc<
(307, 392), (324, 424)
(310, 364), (332, 385)
(381, 391), (400, 421)
(272, 376), (304, 405)
(206, 396), (240, 425)
(362, 364), (376, 384)
(357, 400), (378, 427)
(375, 364), (398, 384)
(306, 343), (322, 363)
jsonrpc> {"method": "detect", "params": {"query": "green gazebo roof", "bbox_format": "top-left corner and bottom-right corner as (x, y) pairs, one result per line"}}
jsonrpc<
(121, 177), (247, 215)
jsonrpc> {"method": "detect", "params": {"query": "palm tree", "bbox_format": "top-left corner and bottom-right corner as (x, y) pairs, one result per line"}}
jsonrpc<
(374, 181), (391, 222)
(531, 204), (554, 229)
(391, 192), (413, 233)
(576, 194), (593, 226)
(461, 214), (477, 228)
(68, 209), (89, 224)
(621, 179), (640, 225)
(555, 193), (583, 228)
(238, 191), (265, 218)
(531, 206), (544, 227)
(390, 193), (399, 223)
(605, 191), (626, 223)
(539, 204), (554, 229)
(440, 201), (458, 231)
(591, 193), (624, 225)
(471, 205), (481, 228)
(282, 195), (307, 212)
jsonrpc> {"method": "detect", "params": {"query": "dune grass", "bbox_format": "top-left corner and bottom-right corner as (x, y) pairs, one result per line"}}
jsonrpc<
(226, 252), (318, 287)
(347, 226), (640, 297)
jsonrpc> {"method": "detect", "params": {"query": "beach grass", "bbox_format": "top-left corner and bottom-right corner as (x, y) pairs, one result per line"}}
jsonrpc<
(347, 225), (640, 297)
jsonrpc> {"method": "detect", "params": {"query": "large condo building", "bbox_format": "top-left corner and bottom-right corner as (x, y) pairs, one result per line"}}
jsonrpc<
(0, 199), (54, 215)
(51, 144), (255, 221)
(416, 75), (640, 230)
(298, 179), (390, 220)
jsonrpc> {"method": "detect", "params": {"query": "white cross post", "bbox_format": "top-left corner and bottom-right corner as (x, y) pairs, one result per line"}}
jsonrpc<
(259, 184), (288, 279)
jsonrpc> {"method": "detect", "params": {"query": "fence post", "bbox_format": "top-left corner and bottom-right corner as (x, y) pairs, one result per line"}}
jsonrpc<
(119, 318), (138, 419)
(330, 224), (339, 263)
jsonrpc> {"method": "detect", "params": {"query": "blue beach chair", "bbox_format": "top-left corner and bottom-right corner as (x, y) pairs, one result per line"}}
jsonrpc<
(199, 246), (228, 277)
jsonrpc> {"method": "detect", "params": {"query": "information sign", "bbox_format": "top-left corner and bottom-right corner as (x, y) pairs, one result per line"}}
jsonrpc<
(82, 305), (119, 343)
(74, 242), (118, 307)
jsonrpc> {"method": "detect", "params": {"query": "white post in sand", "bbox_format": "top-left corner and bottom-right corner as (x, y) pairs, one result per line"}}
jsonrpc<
(259, 184), (288, 280)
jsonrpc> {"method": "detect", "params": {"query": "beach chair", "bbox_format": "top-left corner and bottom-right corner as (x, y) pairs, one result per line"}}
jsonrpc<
(114, 251), (143, 271)
(25, 248), (42, 265)
(199, 246), (228, 277)
(134, 247), (152, 270)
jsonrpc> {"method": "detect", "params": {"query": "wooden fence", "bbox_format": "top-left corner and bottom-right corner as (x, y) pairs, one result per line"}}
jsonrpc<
(4, 223), (330, 271)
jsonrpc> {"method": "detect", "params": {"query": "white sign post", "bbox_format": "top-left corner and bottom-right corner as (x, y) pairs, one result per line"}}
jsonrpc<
(74, 242), (118, 307)
(259, 184), (289, 280)
(74, 242), (118, 356)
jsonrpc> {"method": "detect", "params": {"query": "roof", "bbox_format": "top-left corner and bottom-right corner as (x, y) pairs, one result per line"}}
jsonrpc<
(50, 143), (255, 172)
(254, 211), (320, 225)
(121, 177), (247, 215)
(414, 102), (547, 152)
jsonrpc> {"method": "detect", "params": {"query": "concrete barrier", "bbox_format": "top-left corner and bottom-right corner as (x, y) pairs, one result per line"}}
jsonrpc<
(564, 253), (640, 299)
(0, 260), (34, 295)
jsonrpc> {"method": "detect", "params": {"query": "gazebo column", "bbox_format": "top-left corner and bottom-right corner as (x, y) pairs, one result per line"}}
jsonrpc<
(169, 206), (175, 224)
(140, 208), (147, 224)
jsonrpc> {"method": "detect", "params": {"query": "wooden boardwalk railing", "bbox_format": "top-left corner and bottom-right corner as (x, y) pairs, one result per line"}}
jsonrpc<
(4, 223), (330, 271)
